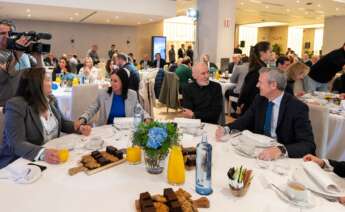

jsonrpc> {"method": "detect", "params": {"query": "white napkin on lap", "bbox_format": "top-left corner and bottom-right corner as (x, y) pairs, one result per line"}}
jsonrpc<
(173, 118), (201, 129)
(302, 161), (341, 194)
(0, 163), (42, 184)
(239, 130), (274, 147)
(113, 117), (134, 129)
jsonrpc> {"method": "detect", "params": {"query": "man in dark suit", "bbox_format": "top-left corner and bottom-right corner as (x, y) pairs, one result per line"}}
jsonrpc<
(153, 53), (166, 69)
(178, 44), (186, 59)
(303, 154), (345, 204)
(216, 67), (315, 159)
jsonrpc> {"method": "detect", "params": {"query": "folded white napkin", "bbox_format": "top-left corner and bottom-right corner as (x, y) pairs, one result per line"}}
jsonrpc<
(0, 163), (42, 184)
(113, 117), (134, 129)
(173, 118), (201, 129)
(239, 130), (274, 147)
(302, 161), (341, 194)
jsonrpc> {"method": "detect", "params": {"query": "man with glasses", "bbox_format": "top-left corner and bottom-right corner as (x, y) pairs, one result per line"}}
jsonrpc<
(216, 67), (315, 160)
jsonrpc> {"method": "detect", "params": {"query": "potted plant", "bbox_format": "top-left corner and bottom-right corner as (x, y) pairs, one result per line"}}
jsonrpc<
(132, 121), (180, 174)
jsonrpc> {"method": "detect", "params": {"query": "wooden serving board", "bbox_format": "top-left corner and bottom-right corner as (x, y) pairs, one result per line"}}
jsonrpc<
(85, 158), (126, 175)
(68, 158), (126, 176)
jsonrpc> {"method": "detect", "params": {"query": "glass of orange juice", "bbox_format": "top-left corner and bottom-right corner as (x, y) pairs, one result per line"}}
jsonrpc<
(167, 145), (185, 185)
(126, 145), (141, 165)
(58, 148), (69, 163)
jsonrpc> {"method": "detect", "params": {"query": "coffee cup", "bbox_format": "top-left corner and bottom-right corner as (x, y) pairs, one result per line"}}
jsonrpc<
(286, 181), (308, 202)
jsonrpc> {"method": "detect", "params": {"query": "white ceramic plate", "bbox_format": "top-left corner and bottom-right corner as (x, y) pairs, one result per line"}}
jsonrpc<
(275, 184), (316, 209)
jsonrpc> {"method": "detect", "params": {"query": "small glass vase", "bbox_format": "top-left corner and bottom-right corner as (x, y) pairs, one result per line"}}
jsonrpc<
(144, 151), (167, 174)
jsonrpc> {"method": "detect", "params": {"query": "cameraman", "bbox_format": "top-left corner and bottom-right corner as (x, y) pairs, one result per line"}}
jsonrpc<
(0, 19), (43, 106)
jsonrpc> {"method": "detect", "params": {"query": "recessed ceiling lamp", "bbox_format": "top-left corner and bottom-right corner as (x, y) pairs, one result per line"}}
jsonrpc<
(26, 9), (30, 13)
(115, 16), (119, 19)
(149, 18), (153, 22)
(74, 12), (79, 16)
(137, 22), (141, 24)
(27, 14), (31, 18)
(333, 0), (345, 3)
(69, 17), (74, 21)
(317, 4), (321, 7)
(106, 19), (110, 23)
(336, 8), (340, 11)
(296, 0), (300, 3)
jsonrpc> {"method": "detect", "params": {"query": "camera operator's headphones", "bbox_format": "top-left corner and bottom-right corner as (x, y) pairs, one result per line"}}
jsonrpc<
(0, 19), (16, 32)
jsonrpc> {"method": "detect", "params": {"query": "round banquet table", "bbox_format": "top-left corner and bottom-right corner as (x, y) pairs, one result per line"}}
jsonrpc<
(1, 124), (344, 212)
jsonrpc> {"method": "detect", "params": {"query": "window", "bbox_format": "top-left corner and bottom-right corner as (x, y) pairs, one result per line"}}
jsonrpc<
(238, 26), (258, 56)
(287, 27), (303, 57)
(314, 28), (324, 55)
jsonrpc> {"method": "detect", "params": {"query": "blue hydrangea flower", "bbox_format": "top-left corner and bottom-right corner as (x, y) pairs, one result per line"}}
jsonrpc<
(146, 127), (167, 149)
(62, 73), (76, 81)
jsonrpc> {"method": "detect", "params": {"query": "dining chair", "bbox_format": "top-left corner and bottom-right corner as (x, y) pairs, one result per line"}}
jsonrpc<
(308, 104), (329, 158)
(71, 84), (99, 123)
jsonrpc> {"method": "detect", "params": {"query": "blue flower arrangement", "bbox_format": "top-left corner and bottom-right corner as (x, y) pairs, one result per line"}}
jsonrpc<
(133, 121), (180, 158)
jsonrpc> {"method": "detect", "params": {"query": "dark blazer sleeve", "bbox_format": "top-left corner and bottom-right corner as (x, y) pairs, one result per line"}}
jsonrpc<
(284, 102), (316, 158)
(228, 95), (259, 131)
(329, 160), (345, 178)
(193, 83), (223, 124)
(4, 99), (42, 161)
(237, 71), (259, 113)
(51, 96), (76, 134)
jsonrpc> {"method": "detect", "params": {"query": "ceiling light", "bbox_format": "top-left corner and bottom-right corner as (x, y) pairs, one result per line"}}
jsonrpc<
(333, 0), (345, 3)
(317, 4), (321, 7)
(74, 12), (79, 16)
(336, 8), (340, 11)
(243, 22), (287, 28)
(26, 9), (31, 13)
(149, 18), (153, 22)
(115, 16), (119, 19)
(296, 0), (300, 3)
(265, 5), (269, 9)
(137, 22), (141, 24)
(106, 19), (110, 23)
(27, 14), (31, 18)
(286, 9), (290, 12)
(249, 0), (261, 3)
(298, 8), (305, 10)
(240, 2), (244, 5)
(69, 17), (74, 20)
(305, 11), (309, 15)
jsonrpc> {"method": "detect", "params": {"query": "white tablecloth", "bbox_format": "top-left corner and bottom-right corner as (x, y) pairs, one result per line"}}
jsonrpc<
(1, 124), (344, 212)
(301, 93), (345, 161)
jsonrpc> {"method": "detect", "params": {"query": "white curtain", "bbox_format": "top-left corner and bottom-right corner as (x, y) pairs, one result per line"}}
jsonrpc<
(164, 16), (195, 42)
(314, 28), (324, 55)
(287, 27), (303, 57)
(239, 26), (258, 56)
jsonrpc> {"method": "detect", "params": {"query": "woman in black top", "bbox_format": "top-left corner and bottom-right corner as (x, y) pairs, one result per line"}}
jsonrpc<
(237, 41), (271, 115)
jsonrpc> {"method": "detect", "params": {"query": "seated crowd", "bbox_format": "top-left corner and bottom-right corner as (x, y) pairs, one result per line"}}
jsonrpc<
(0, 19), (345, 203)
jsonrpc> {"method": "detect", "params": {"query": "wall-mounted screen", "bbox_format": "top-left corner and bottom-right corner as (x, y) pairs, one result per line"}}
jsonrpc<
(151, 36), (167, 61)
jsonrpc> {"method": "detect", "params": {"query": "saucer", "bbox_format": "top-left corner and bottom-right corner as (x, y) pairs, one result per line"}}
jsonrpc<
(275, 184), (316, 208)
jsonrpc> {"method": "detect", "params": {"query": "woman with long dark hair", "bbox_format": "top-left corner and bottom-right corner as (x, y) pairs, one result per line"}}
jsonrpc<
(52, 57), (71, 81)
(0, 68), (91, 168)
(237, 41), (271, 115)
(77, 68), (148, 126)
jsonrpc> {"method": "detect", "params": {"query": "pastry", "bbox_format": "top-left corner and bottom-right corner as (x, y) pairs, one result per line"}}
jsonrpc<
(153, 202), (169, 212)
(152, 195), (167, 203)
(100, 151), (119, 162)
(106, 146), (118, 155)
(97, 157), (110, 166)
(193, 197), (210, 208)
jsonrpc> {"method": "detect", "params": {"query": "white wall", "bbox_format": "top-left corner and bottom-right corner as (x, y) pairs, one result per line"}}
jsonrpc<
(14, 19), (138, 60)
(323, 16), (345, 54)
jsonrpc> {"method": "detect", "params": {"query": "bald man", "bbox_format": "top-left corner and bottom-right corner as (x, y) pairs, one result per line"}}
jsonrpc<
(181, 62), (223, 124)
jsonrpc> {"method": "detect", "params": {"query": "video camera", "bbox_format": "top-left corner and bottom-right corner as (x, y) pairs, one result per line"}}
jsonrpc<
(6, 31), (52, 54)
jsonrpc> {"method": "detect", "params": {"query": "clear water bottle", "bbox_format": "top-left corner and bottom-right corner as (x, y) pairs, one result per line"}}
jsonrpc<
(195, 134), (213, 195)
(133, 103), (143, 129)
